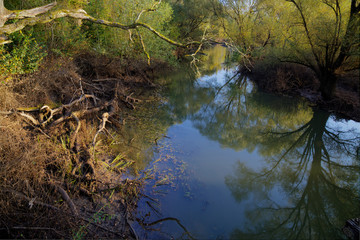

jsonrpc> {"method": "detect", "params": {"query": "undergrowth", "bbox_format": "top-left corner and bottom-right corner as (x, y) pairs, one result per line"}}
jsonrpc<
(0, 31), (47, 77)
(0, 53), (169, 238)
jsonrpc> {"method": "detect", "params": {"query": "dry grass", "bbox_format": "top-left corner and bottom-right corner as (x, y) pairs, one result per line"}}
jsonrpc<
(0, 53), (167, 238)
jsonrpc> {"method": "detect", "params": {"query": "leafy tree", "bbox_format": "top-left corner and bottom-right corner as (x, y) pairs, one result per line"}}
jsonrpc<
(165, 0), (223, 40)
(277, 0), (359, 99)
(220, 0), (359, 99)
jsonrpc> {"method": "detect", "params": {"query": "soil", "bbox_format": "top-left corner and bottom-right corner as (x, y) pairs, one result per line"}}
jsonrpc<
(0, 52), (172, 239)
(245, 63), (360, 122)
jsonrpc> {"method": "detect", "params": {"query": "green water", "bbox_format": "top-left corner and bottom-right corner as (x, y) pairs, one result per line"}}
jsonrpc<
(133, 45), (360, 239)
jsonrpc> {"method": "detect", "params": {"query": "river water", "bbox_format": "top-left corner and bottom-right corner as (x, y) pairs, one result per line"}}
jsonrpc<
(131, 45), (360, 239)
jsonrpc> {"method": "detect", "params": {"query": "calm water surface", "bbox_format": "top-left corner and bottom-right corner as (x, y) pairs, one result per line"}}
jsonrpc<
(132, 46), (360, 239)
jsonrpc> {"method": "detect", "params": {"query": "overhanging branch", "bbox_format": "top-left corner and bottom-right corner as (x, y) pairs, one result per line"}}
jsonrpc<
(0, 3), (200, 48)
(0, 1), (57, 27)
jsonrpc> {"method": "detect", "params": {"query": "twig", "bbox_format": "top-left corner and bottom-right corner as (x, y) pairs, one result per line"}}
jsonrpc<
(92, 112), (110, 147)
(78, 216), (124, 238)
(120, 93), (141, 109)
(135, 0), (162, 23)
(143, 217), (195, 240)
(126, 218), (139, 240)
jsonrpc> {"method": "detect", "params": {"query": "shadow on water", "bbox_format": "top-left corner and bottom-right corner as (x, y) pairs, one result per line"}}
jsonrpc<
(133, 45), (360, 239)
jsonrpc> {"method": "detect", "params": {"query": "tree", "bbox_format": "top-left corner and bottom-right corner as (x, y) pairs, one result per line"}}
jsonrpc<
(282, 0), (360, 99)
(221, 0), (359, 100)
(165, 0), (222, 40)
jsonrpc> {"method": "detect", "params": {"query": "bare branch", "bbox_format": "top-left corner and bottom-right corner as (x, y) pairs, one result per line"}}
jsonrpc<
(137, 29), (151, 65)
(135, 0), (162, 23)
(92, 112), (110, 147)
(286, 0), (321, 65)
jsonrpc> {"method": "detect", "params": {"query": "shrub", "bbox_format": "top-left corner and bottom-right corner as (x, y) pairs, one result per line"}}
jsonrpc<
(0, 32), (47, 76)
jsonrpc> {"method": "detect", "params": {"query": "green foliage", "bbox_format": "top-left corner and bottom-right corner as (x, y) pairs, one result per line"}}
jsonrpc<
(164, 0), (224, 44)
(0, 31), (47, 76)
(222, 0), (359, 76)
(82, 0), (177, 61)
(4, 0), (87, 9)
(3, 0), (182, 65)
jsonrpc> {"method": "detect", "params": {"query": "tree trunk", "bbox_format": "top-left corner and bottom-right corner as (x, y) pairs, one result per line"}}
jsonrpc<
(319, 72), (337, 100)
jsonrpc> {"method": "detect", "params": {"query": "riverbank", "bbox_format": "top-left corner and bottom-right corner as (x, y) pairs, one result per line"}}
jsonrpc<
(0, 53), (171, 239)
(245, 63), (360, 122)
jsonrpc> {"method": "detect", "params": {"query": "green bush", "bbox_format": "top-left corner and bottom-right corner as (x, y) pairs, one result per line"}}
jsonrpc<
(0, 32), (47, 76)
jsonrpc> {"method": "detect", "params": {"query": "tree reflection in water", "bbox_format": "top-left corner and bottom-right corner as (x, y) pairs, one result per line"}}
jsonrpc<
(134, 47), (359, 239)
(227, 110), (359, 239)
(191, 72), (360, 239)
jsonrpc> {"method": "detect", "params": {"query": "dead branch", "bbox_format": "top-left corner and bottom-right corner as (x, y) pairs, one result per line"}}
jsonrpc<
(18, 112), (40, 126)
(3, 188), (59, 211)
(92, 112), (110, 147)
(70, 113), (81, 149)
(54, 185), (78, 216)
(50, 98), (110, 126)
(0, 110), (13, 115)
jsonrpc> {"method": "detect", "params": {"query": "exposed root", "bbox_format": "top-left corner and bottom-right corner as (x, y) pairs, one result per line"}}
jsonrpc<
(0, 54), (161, 239)
(120, 92), (142, 109)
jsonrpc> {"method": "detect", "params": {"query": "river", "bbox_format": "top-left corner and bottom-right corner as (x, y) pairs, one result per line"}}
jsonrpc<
(129, 45), (360, 239)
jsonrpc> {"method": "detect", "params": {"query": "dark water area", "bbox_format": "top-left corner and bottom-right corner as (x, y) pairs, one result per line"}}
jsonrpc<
(132, 45), (360, 239)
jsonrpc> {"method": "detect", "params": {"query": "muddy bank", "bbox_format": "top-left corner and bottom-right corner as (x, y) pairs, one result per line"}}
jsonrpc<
(245, 63), (360, 122)
(0, 53), (171, 239)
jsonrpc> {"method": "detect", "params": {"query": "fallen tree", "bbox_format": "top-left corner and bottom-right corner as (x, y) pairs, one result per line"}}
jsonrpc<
(0, 0), (200, 49)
